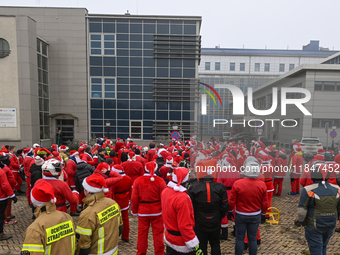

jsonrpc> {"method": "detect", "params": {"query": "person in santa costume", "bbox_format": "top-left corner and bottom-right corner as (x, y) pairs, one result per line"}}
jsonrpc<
(273, 149), (288, 196)
(8, 145), (23, 194)
(81, 146), (98, 166)
(110, 164), (132, 242)
(300, 152), (316, 188)
(35, 159), (79, 214)
(289, 146), (303, 195)
(131, 161), (166, 255)
(23, 148), (35, 204)
(58, 145), (69, 164)
(157, 156), (173, 183)
(260, 155), (274, 211)
(66, 150), (82, 216)
(122, 151), (144, 185)
(135, 148), (147, 168)
(161, 167), (203, 255)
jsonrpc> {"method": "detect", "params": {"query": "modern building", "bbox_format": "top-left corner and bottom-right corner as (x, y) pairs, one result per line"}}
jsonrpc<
(233, 52), (340, 147)
(0, 6), (201, 147)
(197, 41), (339, 138)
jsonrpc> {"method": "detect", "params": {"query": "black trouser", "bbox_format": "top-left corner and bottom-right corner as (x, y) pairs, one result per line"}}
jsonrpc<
(166, 246), (195, 255)
(195, 228), (221, 255)
(0, 199), (8, 233)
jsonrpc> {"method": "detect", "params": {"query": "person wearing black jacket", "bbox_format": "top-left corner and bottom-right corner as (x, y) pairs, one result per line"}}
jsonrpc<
(29, 156), (44, 189)
(188, 171), (229, 255)
(75, 161), (94, 192)
(97, 147), (107, 164)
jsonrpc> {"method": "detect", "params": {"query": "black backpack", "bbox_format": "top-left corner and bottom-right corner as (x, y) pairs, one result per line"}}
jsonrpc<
(75, 162), (94, 192)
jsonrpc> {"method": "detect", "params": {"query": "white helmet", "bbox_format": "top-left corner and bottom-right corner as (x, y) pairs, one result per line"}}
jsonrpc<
(143, 146), (149, 153)
(243, 156), (260, 178)
(33, 143), (41, 149)
(42, 159), (62, 177)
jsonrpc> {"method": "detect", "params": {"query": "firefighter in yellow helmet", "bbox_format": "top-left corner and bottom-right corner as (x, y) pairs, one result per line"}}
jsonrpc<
(21, 180), (76, 255)
(76, 173), (122, 255)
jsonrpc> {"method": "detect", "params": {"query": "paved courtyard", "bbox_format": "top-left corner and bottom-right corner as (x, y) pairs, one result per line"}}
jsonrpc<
(1, 178), (340, 255)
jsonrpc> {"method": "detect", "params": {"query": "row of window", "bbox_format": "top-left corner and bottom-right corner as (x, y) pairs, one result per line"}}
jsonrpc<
(204, 62), (295, 72)
(91, 110), (194, 121)
(312, 119), (340, 128)
(314, 81), (340, 91)
(89, 20), (196, 35)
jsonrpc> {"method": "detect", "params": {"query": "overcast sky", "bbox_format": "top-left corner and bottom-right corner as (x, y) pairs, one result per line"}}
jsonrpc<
(3, 0), (340, 50)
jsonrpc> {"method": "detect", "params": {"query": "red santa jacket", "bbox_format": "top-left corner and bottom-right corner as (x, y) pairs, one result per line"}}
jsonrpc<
(236, 156), (246, 171)
(35, 177), (79, 213)
(217, 166), (241, 189)
(66, 159), (77, 189)
(260, 164), (274, 192)
(325, 161), (340, 185)
(23, 155), (34, 178)
(274, 155), (288, 178)
(121, 160), (144, 185)
(229, 178), (268, 215)
(111, 173), (132, 211)
(2, 165), (17, 190)
(335, 154), (340, 164)
(291, 151), (303, 174)
(9, 153), (20, 173)
(81, 152), (98, 166)
(131, 173), (166, 216)
(93, 170), (123, 198)
(135, 154), (146, 168)
(161, 183), (199, 253)
(145, 148), (157, 162)
(0, 167), (15, 201)
(158, 164), (172, 182)
(300, 161), (314, 187)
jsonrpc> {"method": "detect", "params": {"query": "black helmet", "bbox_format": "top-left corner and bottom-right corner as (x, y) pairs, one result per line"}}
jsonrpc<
(0, 153), (10, 162)
(304, 152), (314, 163)
(310, 161), (329, 182)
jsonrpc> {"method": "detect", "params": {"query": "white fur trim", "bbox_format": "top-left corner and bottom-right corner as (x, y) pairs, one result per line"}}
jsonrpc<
(31, 193), (56, 207)
(221, 224), (228, 227)
(167, 181), (187, 192)
(172, 172), (189, 184)
(112, 167), (124, 173)
(70, 151), (79, 157)
(150, 177), (155, 182)
(185, 236), (199, 249)
(82, 178), (106, 193)
(164, 237), (192, 253)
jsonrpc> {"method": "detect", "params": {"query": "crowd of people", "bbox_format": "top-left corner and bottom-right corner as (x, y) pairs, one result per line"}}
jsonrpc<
(0, 136), (340, 255)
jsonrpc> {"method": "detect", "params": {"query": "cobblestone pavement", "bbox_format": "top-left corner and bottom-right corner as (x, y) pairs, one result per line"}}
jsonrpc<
(2, 178), (340, 255)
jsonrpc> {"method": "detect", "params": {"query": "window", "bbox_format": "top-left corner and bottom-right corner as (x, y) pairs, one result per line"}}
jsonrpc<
(205, 62), (210, 70)
(314, 81), (340, 91)
(314, 81), (323, 91)
(37, 39), (49, 140)
(215, 62), (220, 71)
(240, 63), (245, 71)
(264, 63), (270, 72)
(90, 34), (115, 56)
(289, 64), (295, 70)
(254, 63), (260, 71)
(279, 63), (285, 72)
(91, 77), (116, 99)
(130, 121), (142, 139)
(230, 63), (235, 71)
(324, 82), (336, 91)
(0, 38), (10, 58)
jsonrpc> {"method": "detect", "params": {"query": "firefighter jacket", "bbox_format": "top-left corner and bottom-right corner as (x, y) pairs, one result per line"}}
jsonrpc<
(60, 152), (69, 164)
(21, 202), (76, 255)
(76, 191), (122, 255)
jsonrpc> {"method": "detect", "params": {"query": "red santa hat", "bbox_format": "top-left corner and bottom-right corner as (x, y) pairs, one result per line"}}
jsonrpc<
(145, 161), (157, 182)
(23, 148), (33, 155)
(37, 148), (51, 155)
(244, 150), (249, 156)
(239, 150), (245, 157)
(30, 180), (56, 207)
(96, 162), (110, 172)
(160, 142), (164, 147)
(0, 145), (8, 153)
(127, 137), (132, 141)
(259, 150), (268, 157)
(83, 174), (109, 193)
(51, 144), (58, 152)
(112, 164), (124, 173)
(206, 149), (212, 155)
(70, 150), (79, 157)
(35, 156), (44, 166)
(171, 168), (189, 192)
(166, 156), (173, 165)
(295, 147), (302, 152)
(328, 150), (334, 156)
(59, 145), (69, 152)
(293, 143), (300, 152)
(128, 151), (136, 161)
(279, 149), (285, 154)
(317, 148), (325, 154)
(261, 155), (271, 164)
(52, 151), (61, 161)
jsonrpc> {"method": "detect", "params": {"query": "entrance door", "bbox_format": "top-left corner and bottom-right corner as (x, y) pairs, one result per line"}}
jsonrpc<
(56, 119), (74, 145)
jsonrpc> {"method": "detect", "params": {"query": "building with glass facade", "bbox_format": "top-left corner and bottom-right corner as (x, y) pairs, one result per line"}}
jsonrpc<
(0, 6), (201, 147)
(198, 41), (339, 138)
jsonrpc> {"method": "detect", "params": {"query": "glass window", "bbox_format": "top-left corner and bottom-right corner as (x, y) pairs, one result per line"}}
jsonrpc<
(143, 42), (154, 49)
(130, 121), (142, 139)
(324, 82), (336, 91)
(144, 111), (155, 119)
(89, 23), (102, 33)
(144, 50), (153, 57)
(264, 63), (270, 72)
(143, 35), (153, 41)
(157, 24), (169, 34)
(230, 63), (235, 71)
(205, 62), (210, 70)
(312, 119), (320, 128)
(279, 63), (285, 72)
(289, 64), (295, 70)
(170, 68), (182, 78)
(91, 110), (103, 119)
(103, 23), (115, 33)
(117, 110), (129, 119)
(156, 111), (168, 120)
(144, 101), (155, 109)
(337, 83), (340, 91)
(143, 68), (155, 77)
(131, 50), (142, 57)
(157, 68), (168, 77)
(184, 25), (196, 35)
(90, 56), (102, 66)
(144, 58), (155, 67)
(104, 110), (116, 119)
(314, 81), (323, 91)
(240, 63), (245, 71)
(144, 24), (156, 33)
(157, 59), (169, 67)
(117, 57), (129, 66)
(170, 102), (181, 110)
(130, 100), (142, 109)
(103, 57), (115, 66)
(183, 69), (195, 78)
(130, 24), (142, 33)
(130, 42), (142, 48)
(157, 102), (168, 110)
(254, 63), (260, 72)
(130, 68), (142, 77)
(170, 59), (182, 68)
(117, 67), (129, 76)
(130, 93), (142, 99)
(170, 111), (181, 120)
(103, 67), (115, 76)
(104, 99), (116, 109)
(130, 111), (142, 119)
(117, 23), (129, 33)
(183, 60), (195, 68)
(170, 25), (182, 34)
(215, 62), (220, 71)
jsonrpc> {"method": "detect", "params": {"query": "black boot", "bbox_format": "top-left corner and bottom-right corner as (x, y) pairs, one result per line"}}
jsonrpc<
(244, 243), (249, 251)
(220, 227), (228, 240)
(257, 239), (261, 245)
(231, 225), (236, 237)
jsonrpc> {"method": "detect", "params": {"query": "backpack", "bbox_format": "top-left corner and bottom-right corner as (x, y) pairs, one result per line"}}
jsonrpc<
(75, 162), (94, 192)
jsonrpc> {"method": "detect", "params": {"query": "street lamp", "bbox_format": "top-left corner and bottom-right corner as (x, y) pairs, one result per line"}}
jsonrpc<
(172, 122), (178, 130)
(106, 121), (111, 138)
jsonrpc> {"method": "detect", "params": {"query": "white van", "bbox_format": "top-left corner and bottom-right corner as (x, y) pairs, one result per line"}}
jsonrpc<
(221, 132), (232, 141)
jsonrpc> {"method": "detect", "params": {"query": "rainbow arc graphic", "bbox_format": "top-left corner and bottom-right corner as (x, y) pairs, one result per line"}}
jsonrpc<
(198, 82), (223, 106)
